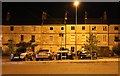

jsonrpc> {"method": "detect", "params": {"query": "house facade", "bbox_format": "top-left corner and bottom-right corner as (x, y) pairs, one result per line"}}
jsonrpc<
(2, 24), (120, 54)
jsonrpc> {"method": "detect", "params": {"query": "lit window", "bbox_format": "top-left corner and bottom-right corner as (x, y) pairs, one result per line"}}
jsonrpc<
(21, 26), (24, 31)
(71, 35), (75, 42)
(50, 36), (53, 41)
(103, 26), (107, 31)
(50, 27), (53, 30)
(32, 26), (35, 31)
(114, 26), (119, 30)
(82, 26), (85, 30)
(103, 35), (107, 42)
(71, 26), (75, 30)
(92, 26), (96, 31)
(82, 34), (86, 42)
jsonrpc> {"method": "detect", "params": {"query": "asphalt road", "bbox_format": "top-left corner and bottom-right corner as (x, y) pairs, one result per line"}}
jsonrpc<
(2, 61), (118, 74)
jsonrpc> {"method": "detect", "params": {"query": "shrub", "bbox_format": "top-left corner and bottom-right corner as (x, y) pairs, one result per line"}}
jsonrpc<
(112, 44), (120, 56)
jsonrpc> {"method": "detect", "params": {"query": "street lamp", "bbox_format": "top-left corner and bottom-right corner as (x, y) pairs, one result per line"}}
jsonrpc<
(74, 1), (79, 26)
(74, 1), (79, 56)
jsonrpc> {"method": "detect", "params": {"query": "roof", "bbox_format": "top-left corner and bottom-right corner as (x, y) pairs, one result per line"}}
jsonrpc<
(2, 18), (120, 25)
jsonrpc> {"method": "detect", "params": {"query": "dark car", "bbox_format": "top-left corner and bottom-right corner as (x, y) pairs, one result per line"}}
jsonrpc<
(11, 47), (34, 61)
(78, 51), (97, 59)
(35, 49), (54, 61)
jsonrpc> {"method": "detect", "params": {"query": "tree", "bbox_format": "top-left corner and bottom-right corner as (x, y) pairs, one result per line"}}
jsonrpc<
(16, 41), (38, 52)
(112, 43), (120, 56)
(6, 40), (15, 56)
(85, 33), (100, 51)
(83, 33), (100, 59)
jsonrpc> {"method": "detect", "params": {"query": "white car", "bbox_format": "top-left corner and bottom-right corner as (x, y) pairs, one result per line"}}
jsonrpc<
(11, 48), (34, 61)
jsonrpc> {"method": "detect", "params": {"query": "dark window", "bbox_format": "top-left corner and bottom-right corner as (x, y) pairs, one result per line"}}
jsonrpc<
(71, 26), (75, 30)
(59, 33), (64, 37)
(71, 47), (74, 52)
(103, 26), (107, 31)
(20, 35), (24, 41)
(114, 36), (119, 41)
(82, 26), (85, 30)
(50, 27), (53, 30)
(92, 26), (96, 30)
(31, 35), (35, 42)
(114, 26), (119, 30)
(61, 27), (64, 30)
(10, 26), (14, 31)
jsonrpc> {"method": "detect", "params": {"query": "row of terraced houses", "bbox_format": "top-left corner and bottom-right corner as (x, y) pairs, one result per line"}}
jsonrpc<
(2, 23), (120, 54)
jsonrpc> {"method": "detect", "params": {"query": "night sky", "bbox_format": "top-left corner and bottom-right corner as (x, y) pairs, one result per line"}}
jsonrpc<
(2, 2), (120, 24)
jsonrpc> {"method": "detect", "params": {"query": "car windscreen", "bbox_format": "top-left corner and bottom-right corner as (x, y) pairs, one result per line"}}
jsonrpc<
(39, 50), (49, 52)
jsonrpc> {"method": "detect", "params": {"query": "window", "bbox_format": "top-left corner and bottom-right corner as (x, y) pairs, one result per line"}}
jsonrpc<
(10, 26), (14, 31)
(103, 35), (107, 42)
(103, 26), (107, 31)
(50, 27), (53, 30)
(50, 36), (53, 41)
(82, 26), (85, 30)
(82, 35), (86, 42)
(20, 35), (24, 41)
(32, 26), (35, 31)
(71, 26), (75, 30)
(71, 35), (75, 42)
(21, 26), (24, 31)
(114, 26), (119, 30)
(31, 35), (35, 42)
(114, 36), (119, 41)
(59, 33), (64, 37)
(61, 27), (64, 30)
(71, 47), (74, 52)
(92, 26), (96, 31)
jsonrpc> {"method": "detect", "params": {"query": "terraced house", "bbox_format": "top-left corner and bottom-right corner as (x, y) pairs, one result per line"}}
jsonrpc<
(2, 22), (120, 54)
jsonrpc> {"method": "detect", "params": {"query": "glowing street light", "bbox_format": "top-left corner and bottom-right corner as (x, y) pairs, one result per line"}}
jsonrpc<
(74, 1), (80, 25)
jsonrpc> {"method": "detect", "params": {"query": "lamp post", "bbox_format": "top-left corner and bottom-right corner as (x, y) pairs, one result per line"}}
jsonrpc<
(74, 1), (79, 56)
(74, 1), (79, 26)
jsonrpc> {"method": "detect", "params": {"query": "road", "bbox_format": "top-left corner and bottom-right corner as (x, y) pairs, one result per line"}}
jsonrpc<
(2, 61), (118, 74)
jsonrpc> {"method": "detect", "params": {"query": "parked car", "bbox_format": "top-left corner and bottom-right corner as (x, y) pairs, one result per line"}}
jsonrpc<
(78, 51), (97, 59)
(56, 49), (73, 60)
(35, 49), (54, 61)
(11, 47), (34, 61)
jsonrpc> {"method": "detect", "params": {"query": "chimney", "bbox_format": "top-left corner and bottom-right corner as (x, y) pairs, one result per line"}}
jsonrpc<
(6, 12), (10, 22)
(64, 11), (68, 24)
(84, 11), (87, 23)
(103, 11), (107, 21)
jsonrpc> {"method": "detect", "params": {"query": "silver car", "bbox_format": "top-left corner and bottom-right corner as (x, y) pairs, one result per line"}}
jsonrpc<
(35, 49), (54, 61)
